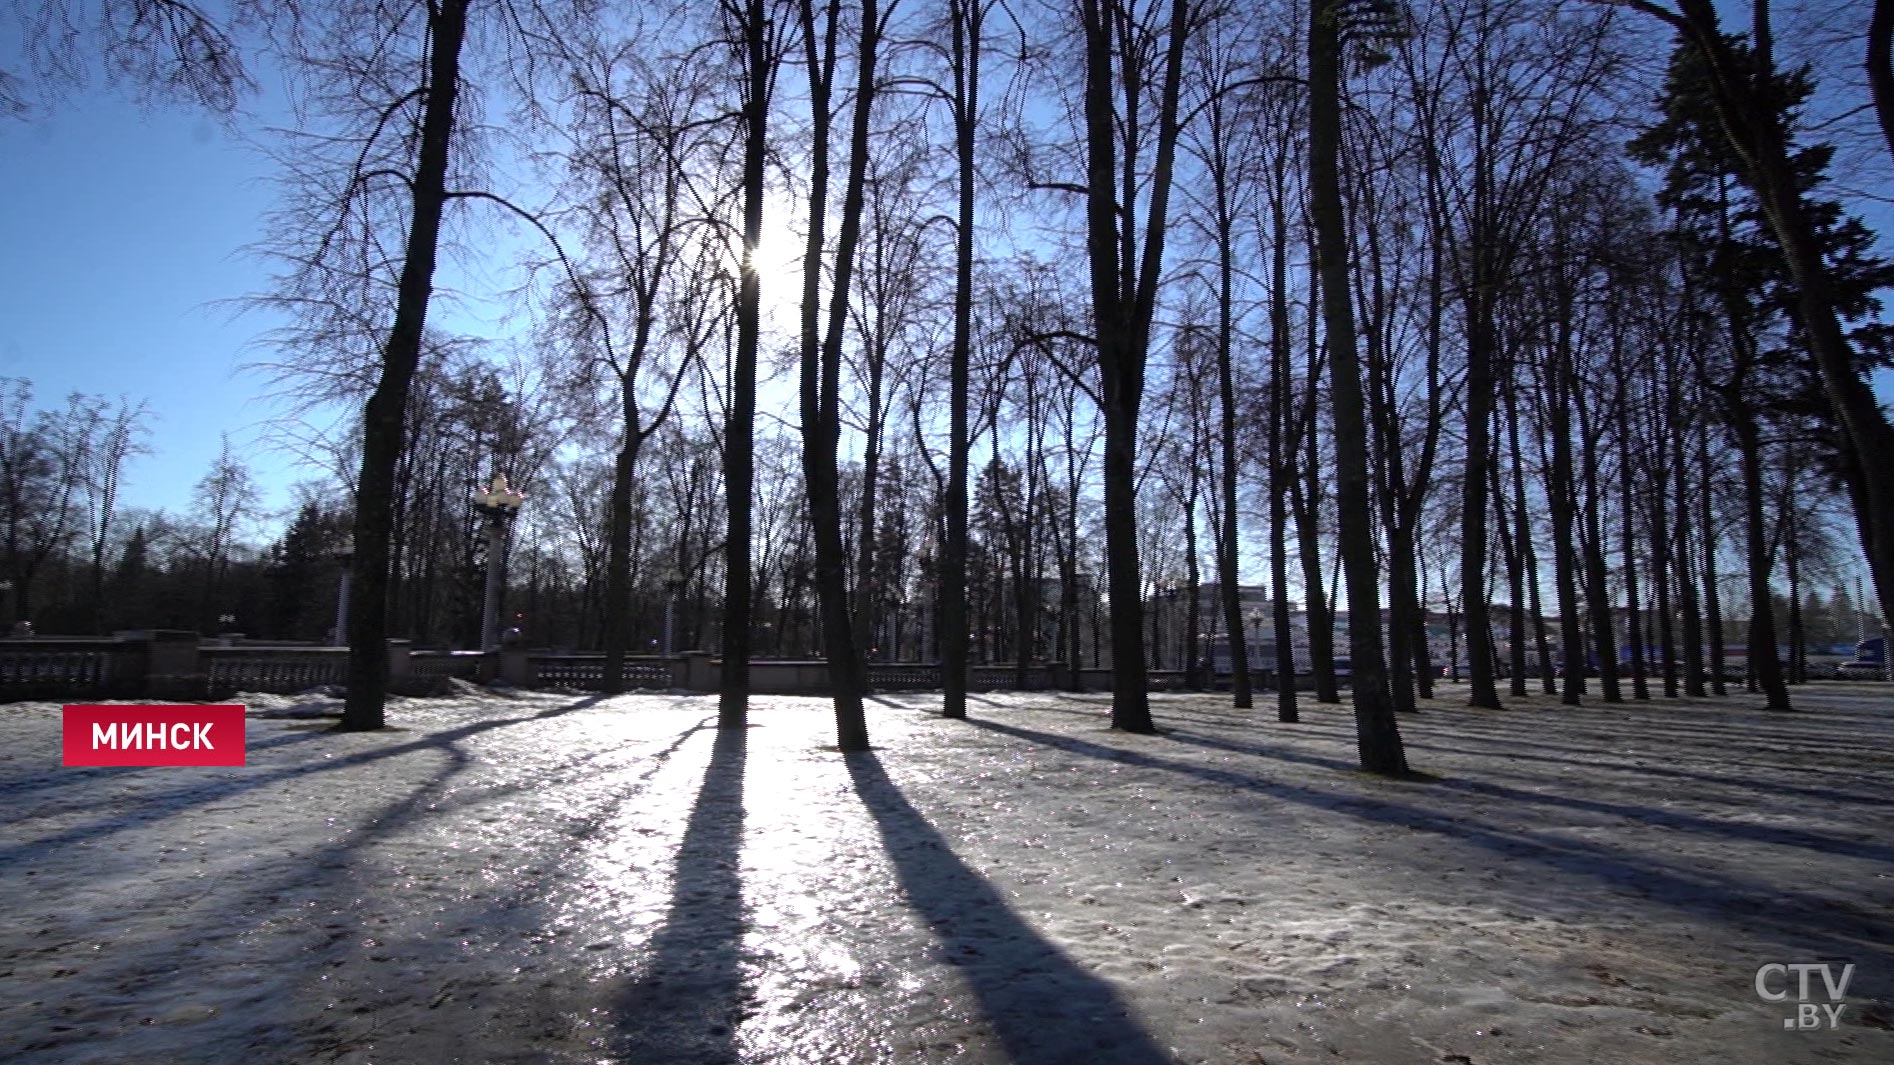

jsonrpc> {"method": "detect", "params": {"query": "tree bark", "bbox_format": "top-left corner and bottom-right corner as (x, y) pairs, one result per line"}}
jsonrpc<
(1310, 0), (1405, 774)
(718, 0), (769, 731)
(1574, 387), (1623, 703)
(1078, 0), (1193, 734)
(1268, 193), (1300, 723)
(1728, 395), (1792, 709)
(938, 0), (983, 719)
(341, 0), (468, 732)
(1698, 425), (1727, 696)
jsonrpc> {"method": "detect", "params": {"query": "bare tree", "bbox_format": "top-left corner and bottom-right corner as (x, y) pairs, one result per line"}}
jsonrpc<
(791, 0), (900, 749)
(554, 39), (724, 692)
(79, 396), (151, 632)
(0, 381), (87, 624)
(713, 0), (786, 730)
(189, 434), (261, 627)
(1309, 0), (1404, 774)
(1072, 0), (1198, 734)
(3, 0), (256, 119)
(256, 0), (603, 726)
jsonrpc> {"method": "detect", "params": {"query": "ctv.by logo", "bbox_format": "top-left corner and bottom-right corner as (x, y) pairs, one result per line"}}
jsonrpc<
(1755, 962), (1853, 1030)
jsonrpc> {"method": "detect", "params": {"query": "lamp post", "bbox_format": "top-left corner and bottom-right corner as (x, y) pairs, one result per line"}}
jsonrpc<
(333, 542), (353, 646)
(473, 473), (526, 652)
(662, 575), (683, 658)
(1165, 586), (1180, 673)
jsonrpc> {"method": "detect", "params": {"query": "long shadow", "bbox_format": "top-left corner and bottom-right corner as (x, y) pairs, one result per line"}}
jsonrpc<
(1402, 711), (1893, 786)
(1162, 727), (1894, 864)
(1435, 706), (1877, 755)
(1395, 736), (1894, 809)
(229, 713), (720, 1061)
(615, 727), (749, 1064)
(0, 728), (331, 809)
(9, 703), (715, 1062)
(845, 751), (1172, 1065)
(0, 693), (613, 868)
(965, 717), (1894, 999)
(217, 711), (721, 1060)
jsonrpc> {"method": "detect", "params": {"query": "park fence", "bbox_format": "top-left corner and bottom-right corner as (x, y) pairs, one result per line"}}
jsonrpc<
(0, 631), (1287, 703)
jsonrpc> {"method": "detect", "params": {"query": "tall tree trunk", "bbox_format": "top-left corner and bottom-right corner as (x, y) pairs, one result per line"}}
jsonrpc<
(939, 0), (982, 719)
(1575, 388), (1623, 702)
(1268, 196), (1300, 724)
(1502, 383), (1531, 696)
(1078, 0), (1193, 735)
(1458, 182), (1502, 708)
(1619, 412), (1651, 701)
(602, 427), (643, 693)
(1294, 256), (1338, 705)
(719, 0), (769, 731)
(1728, 398), (1792, 709)
(1213, 181), (1251, 708)
(1698, 425), (1727, 696)
(1647, 460), (1679, 698)
(1184, 482), (1203, 689)
(1547, 319), (1585, 707)
(1673, 412), (1707, 698)
(1311, 0), (1405, 775)
(1491, 425), (1526, 697)
(342, 0), (468, 732)
(1363, 218), (1418, 715)
(797, 0), (882, 750)
(1783, 465), (1806, 683)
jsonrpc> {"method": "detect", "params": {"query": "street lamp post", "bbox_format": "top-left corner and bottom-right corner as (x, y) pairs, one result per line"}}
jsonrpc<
(1248, 607), (1264, 678)
(333, 543), (353, 646)
(662, 575), (683, 658)
(1159, 583), (1174, 667)
(473, 473), (526, 652)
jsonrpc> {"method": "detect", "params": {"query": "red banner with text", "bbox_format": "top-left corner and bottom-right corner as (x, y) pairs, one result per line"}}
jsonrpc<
(62, 705), (247, 767)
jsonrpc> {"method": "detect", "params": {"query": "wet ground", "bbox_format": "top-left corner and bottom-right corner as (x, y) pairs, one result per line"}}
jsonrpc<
(3, 682), (1892, 1064)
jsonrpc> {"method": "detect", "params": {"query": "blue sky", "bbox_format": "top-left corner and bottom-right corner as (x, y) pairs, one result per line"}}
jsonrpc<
(0, 89), (304, 520)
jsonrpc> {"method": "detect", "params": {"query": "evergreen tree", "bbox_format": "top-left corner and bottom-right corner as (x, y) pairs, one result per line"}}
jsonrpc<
(108, 524), (152, 631)
(1632, 36), (1894, 709)
(268, 503), (349, 641)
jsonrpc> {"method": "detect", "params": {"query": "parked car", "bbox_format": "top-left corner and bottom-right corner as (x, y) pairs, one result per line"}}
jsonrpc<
(1838, 660), (1888, 680)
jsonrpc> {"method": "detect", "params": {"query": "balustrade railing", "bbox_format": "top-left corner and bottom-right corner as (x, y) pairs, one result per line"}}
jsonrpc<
(0, 639), (140, 700)
(203, 647), (348, 696)
(2, 632), (1371, 703)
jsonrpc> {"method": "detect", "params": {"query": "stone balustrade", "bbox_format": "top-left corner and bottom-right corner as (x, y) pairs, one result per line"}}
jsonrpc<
(1, 632), (1321, 703)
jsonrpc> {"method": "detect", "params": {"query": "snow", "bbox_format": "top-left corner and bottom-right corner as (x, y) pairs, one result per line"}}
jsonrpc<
(3, 681), (1892, 1063)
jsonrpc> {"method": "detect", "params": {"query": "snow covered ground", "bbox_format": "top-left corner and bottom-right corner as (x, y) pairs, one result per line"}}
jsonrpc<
(3, 681), (1892, 1064)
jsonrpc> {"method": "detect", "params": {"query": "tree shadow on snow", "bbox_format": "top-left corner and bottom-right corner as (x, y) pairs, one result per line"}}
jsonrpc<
(0, 693), (614, 868)
(845, 750), (1172, 1065)
(965, 716), (1894, 1002)
(613, 726), (749, 1065)
(0, 728), (330, 807)
(1394, 735), (1894, 810)
(1158, 727), (1894, 863)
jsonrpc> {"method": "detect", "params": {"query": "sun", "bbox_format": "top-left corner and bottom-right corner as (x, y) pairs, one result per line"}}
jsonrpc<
(745, 206), (805, 314)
